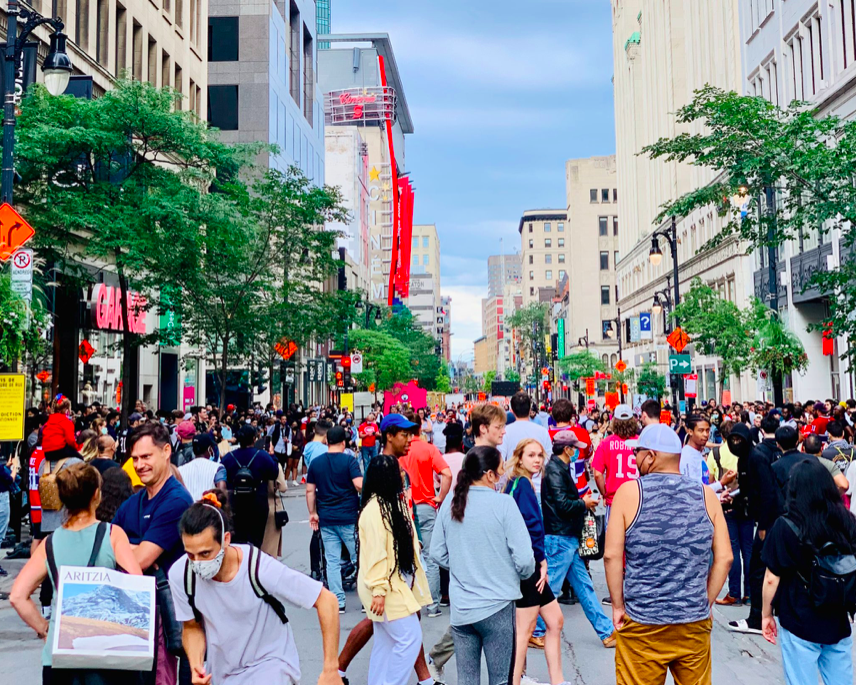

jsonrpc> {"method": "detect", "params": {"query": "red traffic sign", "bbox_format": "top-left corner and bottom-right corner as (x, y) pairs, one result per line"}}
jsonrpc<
(78, 339), (95, 364)
(615, 360), (627, 373)
(275, 339), (298, 360)
(36, 370), (50, 383)
(0, 203), (35, 262)
(667, 326), (691, 354)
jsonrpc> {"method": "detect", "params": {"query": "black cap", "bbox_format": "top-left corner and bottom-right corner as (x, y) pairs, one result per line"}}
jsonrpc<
(444, 422), (463, 439)
(327, 425), (347, 445)
(192, 432), (217, 456)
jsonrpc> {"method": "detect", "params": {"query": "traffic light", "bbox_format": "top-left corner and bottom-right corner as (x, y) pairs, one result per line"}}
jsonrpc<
(341, 356), (352, 387)
(335, 370), (344, 388)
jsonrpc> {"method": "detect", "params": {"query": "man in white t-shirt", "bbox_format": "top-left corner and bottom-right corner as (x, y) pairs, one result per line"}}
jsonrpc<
(169, 500), (342, 685)
(498, 392), (553, 466)
(179, 434), (223, 502)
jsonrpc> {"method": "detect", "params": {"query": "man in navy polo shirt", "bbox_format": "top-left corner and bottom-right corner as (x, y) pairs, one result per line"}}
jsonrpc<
(306, 425), (363, 613)
(216, 425), (279, 548)
(113, 421), (194, 685)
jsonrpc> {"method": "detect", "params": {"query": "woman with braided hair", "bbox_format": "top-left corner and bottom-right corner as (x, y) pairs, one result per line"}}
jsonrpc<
(358, 454), (432, 685)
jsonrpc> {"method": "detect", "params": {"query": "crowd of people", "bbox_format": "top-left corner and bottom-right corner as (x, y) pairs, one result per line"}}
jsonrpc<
(1, 391), (855, 685)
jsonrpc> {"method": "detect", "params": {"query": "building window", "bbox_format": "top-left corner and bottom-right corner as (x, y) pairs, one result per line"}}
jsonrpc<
(544, 223), (551, 232)
(76, 0), (90, 50)
(546, 270), (552, 280)
(601, 286), (610, 304)
(558, 254), (565, 263)
(529, 271), (534, 281)
(96, 0), (108, 65)
(303, 25), (314, 124)
(412, 236), (418, 248)
(423, 237), (429, 248)
(530, 287), (535, 295)
(115, 3), (127, 75)
(411, 253), (418, 265)
(424, 254), (429, 265)
(613, 217), (619, 236)
(545, 239), (552, 248)
(602, 188), (610, 202)
(558, 238), (565, 247)
(599, 217), (608, 236)
(175, 0), (183, 28)
(529, 223), (533, 233)
(207, 85), (239, 130)
(614, 250), (619, 266)
(613, 188), (618, 202)
(545, 254), (552, 264)
(208, 17), (239, 62)
(528, 239), (534, 248)
(559, 269), (566, 280)
(590, 189), (598, 203)
(558, 222), (564, 232)
(528, 255), (533, 265)
(147, 37), (157, 85)
(288, 2), (301, 105)
(132, 20), (142, 81)
(600, 251), (609, 270)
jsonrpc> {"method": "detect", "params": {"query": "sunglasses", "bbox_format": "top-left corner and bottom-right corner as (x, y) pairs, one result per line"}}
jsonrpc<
(632, 447), (650, 456)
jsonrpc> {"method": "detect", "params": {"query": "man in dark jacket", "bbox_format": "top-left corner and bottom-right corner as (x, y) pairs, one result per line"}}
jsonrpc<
(729, 414), (783, 635)
(542, 430), (616, 647)
(771, 425), (803, 501)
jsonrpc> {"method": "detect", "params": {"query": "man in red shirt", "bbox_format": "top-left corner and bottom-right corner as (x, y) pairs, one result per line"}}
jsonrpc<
(591, 404), (640, 524)
(357, 413), (379, 474)
(399, 414), (452, 618)
(808, 402), (830, 436)
(549, 399), (592, 496)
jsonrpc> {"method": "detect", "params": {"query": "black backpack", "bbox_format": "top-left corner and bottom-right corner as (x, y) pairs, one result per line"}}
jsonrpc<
(232, 451), (260, 497)
(183, 545), (288, 624)
(783, 518), (856, 612)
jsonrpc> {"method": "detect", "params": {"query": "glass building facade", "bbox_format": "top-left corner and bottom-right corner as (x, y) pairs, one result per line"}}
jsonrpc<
(316, 0), (330, 49)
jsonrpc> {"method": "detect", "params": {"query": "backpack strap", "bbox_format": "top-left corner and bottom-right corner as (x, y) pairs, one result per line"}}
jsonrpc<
(712, 447), (723, 480)
(184, 558), (202, 623)
(45, 533), (59, 588)
(247, 546), (288, 624)
(87, 522), (108, 567)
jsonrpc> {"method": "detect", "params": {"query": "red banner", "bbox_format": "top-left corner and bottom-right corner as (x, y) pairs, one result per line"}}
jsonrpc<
(378, 55), (400, 306)
(396, 178), (415, 297)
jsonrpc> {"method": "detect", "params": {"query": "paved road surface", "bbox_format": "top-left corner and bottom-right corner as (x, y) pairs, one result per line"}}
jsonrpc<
(1, 488), (850, 683)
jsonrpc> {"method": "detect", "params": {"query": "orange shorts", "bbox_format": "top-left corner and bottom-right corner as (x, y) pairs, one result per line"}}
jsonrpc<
(615, 616), (712, 685)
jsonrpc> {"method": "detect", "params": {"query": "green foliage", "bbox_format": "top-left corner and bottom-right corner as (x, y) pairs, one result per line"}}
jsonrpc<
(505, 369), (521, 383)
(0, 274), (30, 366)
(435, 363), (452, 394)
(641, 85), (856, 361)
(750, 304), (809, 376)
(348, 328), (411, 391)
(671, 278), (754, 390)
(483, 370), (497, 393)
(558, 350), (605, 383)
(377, 308), (442, 390)
(636, 363), (667, 400)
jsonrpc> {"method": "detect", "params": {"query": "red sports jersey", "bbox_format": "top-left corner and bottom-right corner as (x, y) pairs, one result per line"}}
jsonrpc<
(29, 446), (45, 524)
(549, 425), (591, 496)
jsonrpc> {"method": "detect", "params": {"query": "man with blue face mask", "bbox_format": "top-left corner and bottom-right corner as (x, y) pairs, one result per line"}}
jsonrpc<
(541, 429), (617, 648)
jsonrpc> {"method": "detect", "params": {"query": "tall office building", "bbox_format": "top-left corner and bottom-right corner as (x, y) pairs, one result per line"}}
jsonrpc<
(409, 224), (443, 338)
(487, 254), (522, 298)
(519, 210), (569, 305)
(316, 0), (330, 48)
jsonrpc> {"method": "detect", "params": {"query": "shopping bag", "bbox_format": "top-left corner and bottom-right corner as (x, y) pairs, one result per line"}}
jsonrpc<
(51, 565), (156, 671)
(578, 512), (600, 558)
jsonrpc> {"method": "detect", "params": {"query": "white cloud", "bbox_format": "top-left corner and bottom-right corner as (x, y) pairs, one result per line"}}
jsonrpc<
(442, 285), (488, 360)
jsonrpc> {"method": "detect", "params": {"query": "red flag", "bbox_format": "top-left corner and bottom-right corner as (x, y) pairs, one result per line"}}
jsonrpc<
(822, 323), (834, 356)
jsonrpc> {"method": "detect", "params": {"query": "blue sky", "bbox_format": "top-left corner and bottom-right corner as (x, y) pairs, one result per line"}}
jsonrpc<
(334, 0), (617, 360)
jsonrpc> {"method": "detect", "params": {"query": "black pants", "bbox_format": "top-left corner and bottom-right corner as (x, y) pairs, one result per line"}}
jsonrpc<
(43, 666), (142, 685)
(747, 529), (766, 629)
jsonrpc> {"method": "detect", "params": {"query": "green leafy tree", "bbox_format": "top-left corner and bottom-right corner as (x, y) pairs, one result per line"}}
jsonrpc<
(0, 274), (30, 368)
(558, 350), (606, 383)
(378, 308), (441, 390)
(483, 370), (497, 393)
(637, 363), (667, 400)
(347, 328), (411, 391)
(15, 80), (251, 419)
(641, 85), (856, 362)
(671, 278), (755, 396)
(505, 369), (521, 384)
(435, 363), (452, 394)
(750, 300), (809, 376)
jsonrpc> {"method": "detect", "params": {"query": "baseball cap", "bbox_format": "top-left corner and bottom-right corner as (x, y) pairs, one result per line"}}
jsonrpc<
(327, 426), (347, 445)
(380, 414), (418, 432)
(128, 412), (143, 423)
(613, 404), (633, 421)
(192, 432), (217, 456)
(636, 423), (682, 454)
(175, 420), (196, 440)
(553, 429), (587, 449)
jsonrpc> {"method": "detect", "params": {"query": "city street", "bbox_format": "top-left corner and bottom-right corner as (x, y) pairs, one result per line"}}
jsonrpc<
(1, 487), (842, 685)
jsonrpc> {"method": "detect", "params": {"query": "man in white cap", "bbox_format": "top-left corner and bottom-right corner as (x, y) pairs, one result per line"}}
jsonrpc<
(604, 423), (732, 685)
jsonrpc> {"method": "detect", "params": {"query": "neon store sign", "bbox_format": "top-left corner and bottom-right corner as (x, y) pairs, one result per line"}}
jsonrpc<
(90, 284), (147, 334)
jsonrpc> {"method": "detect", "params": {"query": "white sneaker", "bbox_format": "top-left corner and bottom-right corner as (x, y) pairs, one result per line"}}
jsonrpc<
(427, 660), (445, 684)
(727, 619), (763, 635)
(521, 676), (548, 685)
(292, 480), (299, 487)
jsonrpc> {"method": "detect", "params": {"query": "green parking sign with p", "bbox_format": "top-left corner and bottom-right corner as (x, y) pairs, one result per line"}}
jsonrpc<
(669, 354), (692, 374)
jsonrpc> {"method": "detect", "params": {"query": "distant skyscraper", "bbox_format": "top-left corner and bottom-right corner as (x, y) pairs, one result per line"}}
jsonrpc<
(317, 0), (330, 49)
(487, 254), (522, 298)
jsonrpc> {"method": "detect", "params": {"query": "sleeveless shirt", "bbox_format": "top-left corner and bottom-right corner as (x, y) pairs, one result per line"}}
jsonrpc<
(624, 473), (714, 625)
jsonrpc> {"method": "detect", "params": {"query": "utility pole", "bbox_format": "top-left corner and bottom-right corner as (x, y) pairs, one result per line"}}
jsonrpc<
(765, 185), (784, 407)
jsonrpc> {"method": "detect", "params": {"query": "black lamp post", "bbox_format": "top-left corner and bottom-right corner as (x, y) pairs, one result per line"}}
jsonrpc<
(650, 215), (684, 407)
(578, 329), (589, 349)
(651, 275), (673, 334)
(604, 307), (624, 403)
(355, 299), (383, 328)
(1, 0), (72, 204)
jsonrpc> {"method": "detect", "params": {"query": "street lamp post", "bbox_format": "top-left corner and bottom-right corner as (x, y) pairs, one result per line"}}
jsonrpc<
(2, 0), (73, 204)
(578, 329), (589, 349)
(651, 275), (673, 334)
(605, 307), (624, 403)
(650, 215), (684, 408)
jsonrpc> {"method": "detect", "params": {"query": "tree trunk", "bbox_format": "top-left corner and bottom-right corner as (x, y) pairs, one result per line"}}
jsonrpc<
(116, 253), (133, 426)
(218, 334), (229, 416)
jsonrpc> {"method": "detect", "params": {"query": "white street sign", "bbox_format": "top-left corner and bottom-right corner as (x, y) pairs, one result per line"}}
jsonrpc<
(10, 248), (33, 301)
(351, 352), (363, 374)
